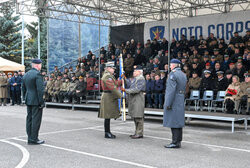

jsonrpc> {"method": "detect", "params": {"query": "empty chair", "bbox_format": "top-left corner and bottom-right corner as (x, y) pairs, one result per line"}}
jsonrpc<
(185, 90), (200, 111)
(211, 91), (226, 112)
(198, 90), (214, 111)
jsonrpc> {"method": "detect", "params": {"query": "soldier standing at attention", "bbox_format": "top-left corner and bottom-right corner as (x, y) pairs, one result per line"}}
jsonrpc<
(163, 59), (187, 149)
(99, 62), (122, 139)
(0, 71), (8, 106)
(121, 65), (146, 139)
(23, 59), (45, 145)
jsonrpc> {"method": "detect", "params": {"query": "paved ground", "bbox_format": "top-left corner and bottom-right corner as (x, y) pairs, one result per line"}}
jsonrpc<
(0, 105), (250, 168)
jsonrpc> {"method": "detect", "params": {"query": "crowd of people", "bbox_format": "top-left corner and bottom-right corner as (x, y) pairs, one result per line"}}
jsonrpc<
(0, 70), (25, 106)
(2, 31), (249, 114)
(44, 31), (249, 114)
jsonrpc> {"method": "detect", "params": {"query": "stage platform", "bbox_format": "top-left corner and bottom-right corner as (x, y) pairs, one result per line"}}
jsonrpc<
(45, 102), (250, 133)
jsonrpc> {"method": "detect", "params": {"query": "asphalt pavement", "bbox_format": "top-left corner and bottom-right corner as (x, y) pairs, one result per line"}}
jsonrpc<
(0, 105), (250, 168)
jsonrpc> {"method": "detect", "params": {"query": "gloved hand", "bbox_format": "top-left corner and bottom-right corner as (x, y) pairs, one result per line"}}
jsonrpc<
(121, 87), (126, 92)
(39, 103), (45, 109)
(166, 106), (172, 110)
(120, 73), (126, 79)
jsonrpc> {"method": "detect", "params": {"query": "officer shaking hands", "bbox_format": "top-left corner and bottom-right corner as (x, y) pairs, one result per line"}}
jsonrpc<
(163, 59), (187, 149)
(23, 59), (45, 145)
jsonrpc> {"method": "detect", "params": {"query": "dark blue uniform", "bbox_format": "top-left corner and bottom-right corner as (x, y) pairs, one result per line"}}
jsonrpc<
(10, 75), (22, 105)
(23, 68), (44, 143)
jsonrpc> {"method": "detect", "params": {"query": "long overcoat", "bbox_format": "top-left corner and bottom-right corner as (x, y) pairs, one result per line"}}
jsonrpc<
(125, 75), (146, 118)
(163, 67), (187, 128)
(99, 70), (122, 119)
(0, 75), (8, 98)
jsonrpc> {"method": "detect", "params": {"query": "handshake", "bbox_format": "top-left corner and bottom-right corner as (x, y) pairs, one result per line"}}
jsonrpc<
(121, 87), (126, 92)
(120, 73), (126, 79)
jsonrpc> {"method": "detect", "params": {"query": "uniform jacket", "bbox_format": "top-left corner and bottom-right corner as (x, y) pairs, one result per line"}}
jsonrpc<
(10, 76), (22, 91)
(152, 79), (164, 93)
(124, 57), (134, 72)
(0, 75), (8, 98)
(215, 77), (228, 91)
(163, 67), (187, 128)
(188, 77), (201, 90)
(60, 81), (70, 92)
(146, 79), (154, 94)
(23, 68), (44, 106)
(125, 75), (146, 118)
(200, 76), (215, 92)
(67, 79), (79, 92)
(238, 82), (250, 103)
(75, 81), (87, 97)
(99, 70), (122, 119)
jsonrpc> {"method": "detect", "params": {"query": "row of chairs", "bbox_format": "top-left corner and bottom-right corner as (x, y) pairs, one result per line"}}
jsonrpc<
(185, 90), (226, 112)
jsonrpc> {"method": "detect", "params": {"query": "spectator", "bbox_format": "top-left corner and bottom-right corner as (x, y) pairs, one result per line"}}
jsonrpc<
(214, 71), (228, 93)
(145, 74), (153, 108)
(134, 49), (145, 66)
(10, 71), (22, 105)
(151, 39), (160, 56)
(232, 62), (246, 82)
(160, 38), (168, 52)
(188, 71), (201, 91)
(224, 75), (241, 113)
(143, 43), (152, 62)
(124, 53), (134, 77)
(230, 32), (243, 45)
(200, 70), (215, 97)
(238, 74), (250, 111)
(152, 74), (164, 109)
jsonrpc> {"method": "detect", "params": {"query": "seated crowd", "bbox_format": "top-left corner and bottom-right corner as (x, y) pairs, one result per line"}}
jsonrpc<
(44, 31), (250, 114)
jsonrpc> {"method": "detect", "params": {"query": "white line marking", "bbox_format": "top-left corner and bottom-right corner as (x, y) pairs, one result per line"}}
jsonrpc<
(0, 139), (30, 168)
(91, 128), (250, 153)
(13, 138), (156, 168)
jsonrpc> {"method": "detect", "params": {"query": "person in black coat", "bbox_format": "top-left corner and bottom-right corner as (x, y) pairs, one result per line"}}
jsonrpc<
(232, 62), (246, 82)
(214, 71), (228, 98)
(145, 74), (153, 108)
(10, 71), (22, 105)
(22, 59), (45, 145)
(73, 76), (87, 104)
(152, 74), (164, 109)
(199, 70), (215, 97)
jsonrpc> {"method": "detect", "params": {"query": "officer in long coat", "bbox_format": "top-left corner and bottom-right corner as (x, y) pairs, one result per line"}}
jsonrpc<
(22, 59), (45, 145)
(99, 62), (122, 139)
(0, 71), (8, 106)
(163, 59), (187, 148)
(122, 66), (146, 139)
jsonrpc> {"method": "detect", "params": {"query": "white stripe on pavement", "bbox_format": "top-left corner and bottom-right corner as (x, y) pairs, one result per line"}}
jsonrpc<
(0, 139), (30, 168)
(13, 138), (156, 168)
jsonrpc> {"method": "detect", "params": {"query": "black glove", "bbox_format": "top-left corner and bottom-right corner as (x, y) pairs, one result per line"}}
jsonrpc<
(39, 103), (45, 109)
(166, 106), (172, 110)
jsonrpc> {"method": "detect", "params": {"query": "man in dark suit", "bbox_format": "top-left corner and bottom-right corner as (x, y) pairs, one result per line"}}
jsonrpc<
(10, 71), (22, 105)
(23, 59), (45, 145)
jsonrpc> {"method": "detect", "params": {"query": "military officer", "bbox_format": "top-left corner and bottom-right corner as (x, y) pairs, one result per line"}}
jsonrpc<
(44, 76), (54, 102)
(99, 62), (122, 139)
(52, 74), (63, 102)
(73, 76), (87, 104)
(22, 59), (45, 145)
(163, 59), (187, 148)
(122, 65), (146, 139)
(0, 71), (8, 106)
(238, 74), (250, 113)
(58, 77), (70, 103)
(66, 74), (79, 103)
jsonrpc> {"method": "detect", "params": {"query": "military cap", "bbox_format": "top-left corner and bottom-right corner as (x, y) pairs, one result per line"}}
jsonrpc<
(234, 32), (238, 34)
(135, 65), (143, 70)
(213, 48), (219, 51)
(69, 66), (73, 69)
(8, 72), (12, 75)
(192, 62), (197, 65)
(63, 72), (68, 75)
(211, 56), (216, 59)
(229, 63), (235, 66)
(216, 71), (224, 75)
(192, 71), (198, 74)
(149, 57), (154, 60)
(245, 74), (250, 77)
(154, 64), (159, 68)
(64, 67), (68, 69)
(65, 77), (70, 80)
(224, 54), (229, 57)
(79, 76), (84, 79)
(238, 56), (243, 60)
(105, 61), (115, 68)
(204, 55), (209, 58)
(225, 70), (232, 75)
(14, 71), (18, 74)
(57, 73), (62, 77)
(32, 59), (42, 64)
(204, 70), (211, 74)
(170, 59), (181, 64)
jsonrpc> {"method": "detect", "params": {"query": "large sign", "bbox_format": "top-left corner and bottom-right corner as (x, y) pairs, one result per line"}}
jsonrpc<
(144, 10), (250, 43)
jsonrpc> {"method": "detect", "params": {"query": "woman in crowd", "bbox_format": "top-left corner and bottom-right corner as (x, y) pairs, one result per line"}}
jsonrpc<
(224, 75), (241, 114)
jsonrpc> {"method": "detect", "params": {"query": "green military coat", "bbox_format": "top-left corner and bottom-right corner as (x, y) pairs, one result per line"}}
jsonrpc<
(0, 75), (8, 98)
(99, 70), (122, 119)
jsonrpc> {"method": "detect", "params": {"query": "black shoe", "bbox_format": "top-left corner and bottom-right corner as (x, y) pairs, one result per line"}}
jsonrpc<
(153, 104), (158, 109)
(129, 134), (136, 137)
(28, 140), (45, 145)
(164, 143), (181, 148)
(105, 132), (116, 139)
(10, 104), (14, 106)
(159, 105), (163, 109)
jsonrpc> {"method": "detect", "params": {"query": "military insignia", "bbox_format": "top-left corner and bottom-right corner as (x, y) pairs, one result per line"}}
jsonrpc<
(150, 26), (165, 41)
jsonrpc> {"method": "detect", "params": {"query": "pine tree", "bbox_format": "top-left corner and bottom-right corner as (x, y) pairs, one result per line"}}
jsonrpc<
(0, 3), (22, 63)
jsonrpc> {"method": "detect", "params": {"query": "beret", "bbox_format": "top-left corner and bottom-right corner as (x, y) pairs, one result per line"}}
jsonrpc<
(135, 65), (143, 70)
(32, 59), (42, 64)
(170, 59), (181, 64)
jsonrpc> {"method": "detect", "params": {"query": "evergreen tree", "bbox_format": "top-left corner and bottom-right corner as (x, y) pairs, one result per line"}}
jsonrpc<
(0, 3), (22, 63)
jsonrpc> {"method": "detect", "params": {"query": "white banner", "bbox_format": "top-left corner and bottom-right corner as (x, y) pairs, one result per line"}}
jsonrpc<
(144, 10), (250, 43)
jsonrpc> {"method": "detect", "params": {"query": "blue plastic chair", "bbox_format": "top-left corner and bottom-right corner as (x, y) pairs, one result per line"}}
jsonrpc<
(185, 90), (200, 111)
(211, 91), (226, 112)
(198, 90), (214, 111)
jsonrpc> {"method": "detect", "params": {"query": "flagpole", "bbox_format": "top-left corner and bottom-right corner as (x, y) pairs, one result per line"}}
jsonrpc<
(119, 54), (126, 121)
